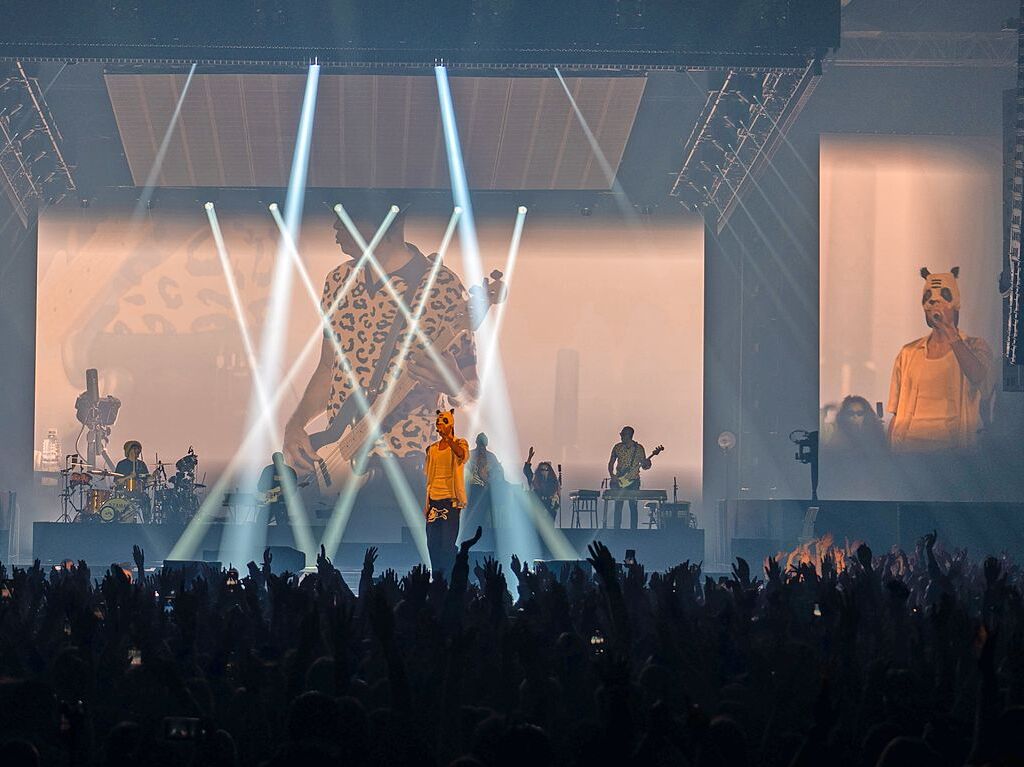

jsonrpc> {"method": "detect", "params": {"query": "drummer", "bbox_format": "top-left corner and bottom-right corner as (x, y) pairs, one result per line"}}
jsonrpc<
(114, 440), (150, 493)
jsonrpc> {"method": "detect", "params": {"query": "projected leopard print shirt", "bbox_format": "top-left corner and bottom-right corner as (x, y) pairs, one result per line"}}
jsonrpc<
(319, 244), (476, 460)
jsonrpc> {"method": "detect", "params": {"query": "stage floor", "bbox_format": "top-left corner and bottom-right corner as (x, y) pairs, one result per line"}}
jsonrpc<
(32, 521), (704, 573)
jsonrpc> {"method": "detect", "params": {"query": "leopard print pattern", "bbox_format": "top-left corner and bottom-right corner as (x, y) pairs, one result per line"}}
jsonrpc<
(320, 252), (476, 459)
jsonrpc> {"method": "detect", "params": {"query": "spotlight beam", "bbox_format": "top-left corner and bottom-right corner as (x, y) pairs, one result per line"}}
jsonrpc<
(169, 208), (400, 561)
(269, 205), (460, 562)
(333, 204), (465, 397)
(553, 67), (639, 222)
(219, 63), (321, 565)
(205, 203), (280, 446)
(133, 62), (197, 220)
(476, 206), (526, 398)
(318, 211), (461, 564)
(435, 66), (558, 562)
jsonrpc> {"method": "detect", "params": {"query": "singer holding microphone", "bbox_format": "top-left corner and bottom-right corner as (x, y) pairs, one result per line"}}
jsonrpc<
(887, 267), (993, 452)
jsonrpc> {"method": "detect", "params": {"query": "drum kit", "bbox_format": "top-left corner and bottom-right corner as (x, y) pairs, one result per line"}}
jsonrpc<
(59, 448), (206, 525)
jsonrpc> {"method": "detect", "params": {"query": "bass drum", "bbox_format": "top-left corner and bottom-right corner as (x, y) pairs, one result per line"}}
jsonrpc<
(97, 497), (139, 523)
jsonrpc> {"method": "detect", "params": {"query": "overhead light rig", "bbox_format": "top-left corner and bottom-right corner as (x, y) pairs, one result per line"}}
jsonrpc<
(0, 60), (76, 226)
(670, 58), (821, 233)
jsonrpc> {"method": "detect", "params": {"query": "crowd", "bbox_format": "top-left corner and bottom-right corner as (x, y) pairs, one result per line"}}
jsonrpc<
(0, 528), (1022, 767)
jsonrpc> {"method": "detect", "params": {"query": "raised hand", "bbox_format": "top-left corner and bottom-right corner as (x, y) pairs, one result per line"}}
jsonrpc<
(459, 526), (483, 555)
(527, 446), (535, 463)
(317, 545), (334, 579)
(856, 543), (873, 571)
(731, 557), (751, 588)
(362, 546), (379, 575)
(586, 541), (617, 586)
(263, 547), (273, 574)
(510, 554), (523, 579)
(400, 565), (430, 605)
(132, 545), (145, 577)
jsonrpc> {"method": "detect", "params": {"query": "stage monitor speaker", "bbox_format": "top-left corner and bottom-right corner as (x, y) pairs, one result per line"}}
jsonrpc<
(267, 546), (306, 574)
(163, 560), (221, 583)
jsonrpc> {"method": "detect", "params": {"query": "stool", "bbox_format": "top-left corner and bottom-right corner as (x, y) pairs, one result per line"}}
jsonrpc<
(570, 490), (600, 528)
(645, 502), (660, 529)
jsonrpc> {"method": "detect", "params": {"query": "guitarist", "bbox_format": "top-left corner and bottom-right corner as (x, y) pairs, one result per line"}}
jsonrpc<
(283, 199), (480, 496)
(607, 426), (655, 530)
(257, 452), (299, 528)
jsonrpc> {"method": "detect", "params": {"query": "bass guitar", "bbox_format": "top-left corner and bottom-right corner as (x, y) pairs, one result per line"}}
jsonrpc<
(610, 444), (664, 488)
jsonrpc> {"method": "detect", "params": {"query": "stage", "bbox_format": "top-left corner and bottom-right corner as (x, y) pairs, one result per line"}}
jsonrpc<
(32, 520), (705, 573)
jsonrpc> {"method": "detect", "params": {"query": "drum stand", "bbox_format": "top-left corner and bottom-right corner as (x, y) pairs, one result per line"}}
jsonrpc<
(57, 455), (90, 523)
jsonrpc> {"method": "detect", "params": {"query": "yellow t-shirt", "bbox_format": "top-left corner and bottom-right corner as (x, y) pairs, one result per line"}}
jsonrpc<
(425, 439), (469, 506)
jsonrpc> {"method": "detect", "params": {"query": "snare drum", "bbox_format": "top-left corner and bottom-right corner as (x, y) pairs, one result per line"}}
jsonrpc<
(88, 489), (111, 512)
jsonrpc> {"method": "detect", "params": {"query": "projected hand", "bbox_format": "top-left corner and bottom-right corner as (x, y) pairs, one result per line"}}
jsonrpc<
(283, 421), (317, 473)
(408, 348), (466, 397)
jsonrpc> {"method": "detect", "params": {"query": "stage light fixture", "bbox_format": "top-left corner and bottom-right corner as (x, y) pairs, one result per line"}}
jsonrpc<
(204, 201), (213, 210)
(580, 206), (592, 217)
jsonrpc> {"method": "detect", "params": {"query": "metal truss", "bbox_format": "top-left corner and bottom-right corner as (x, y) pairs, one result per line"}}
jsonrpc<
(0, 60), (75, 226)
(832, 31), (1017, 68)
(1006, 4), (1023, 367)
(669, 58), (821, 233)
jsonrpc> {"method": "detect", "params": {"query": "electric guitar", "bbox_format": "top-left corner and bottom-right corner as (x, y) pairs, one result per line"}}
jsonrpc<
(302, 270), (507, 495)
(259, 478), (311, 506)
(610, 444), (664, 488)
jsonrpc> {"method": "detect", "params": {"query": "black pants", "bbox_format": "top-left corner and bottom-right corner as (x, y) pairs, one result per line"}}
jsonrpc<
(612, 479), (640, 530)
(256, 501), (289, 527)
(426, 498), (461, 576)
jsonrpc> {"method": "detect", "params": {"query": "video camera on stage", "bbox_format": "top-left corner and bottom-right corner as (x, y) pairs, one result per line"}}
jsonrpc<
(790, 429), (818, 465)
(74, 368), (121, 470)
(789, 429), (819, 502)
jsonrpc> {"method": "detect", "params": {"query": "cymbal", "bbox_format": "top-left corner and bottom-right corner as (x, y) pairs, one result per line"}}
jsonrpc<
(87, 468), (125, 478)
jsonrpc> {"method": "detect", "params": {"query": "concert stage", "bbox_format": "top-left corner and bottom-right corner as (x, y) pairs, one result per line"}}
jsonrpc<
(32, 521), (704, 574)
(722, 499), (1024, 565)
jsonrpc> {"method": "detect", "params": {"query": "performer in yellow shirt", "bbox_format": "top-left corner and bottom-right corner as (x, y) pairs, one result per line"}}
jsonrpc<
(424, 409), (469, 574)
(888, 267), (994, 452)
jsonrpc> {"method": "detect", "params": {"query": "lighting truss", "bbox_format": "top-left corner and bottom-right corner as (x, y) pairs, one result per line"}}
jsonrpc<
(670, 58), (820, 233)
(0, 61), (75, 226)
(1006, 1), (1023, 368)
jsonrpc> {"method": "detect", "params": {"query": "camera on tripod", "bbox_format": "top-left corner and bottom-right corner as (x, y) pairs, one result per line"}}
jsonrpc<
(789, 429), (819, 501)
(790, 429), (818, 465)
